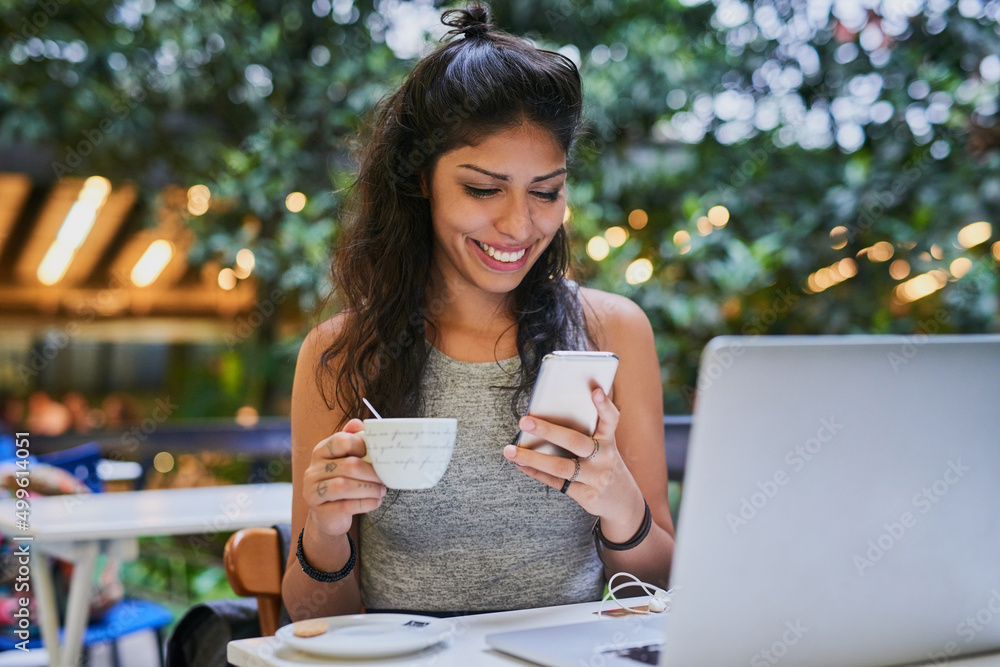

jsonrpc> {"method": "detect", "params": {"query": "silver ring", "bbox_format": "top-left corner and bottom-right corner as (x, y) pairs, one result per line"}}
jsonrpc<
(569, 457), (580, 483)
(585, 438), (600, 462)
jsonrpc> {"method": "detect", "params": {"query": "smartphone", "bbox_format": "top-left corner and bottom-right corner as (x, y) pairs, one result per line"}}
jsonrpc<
(515, 351), (619, 458)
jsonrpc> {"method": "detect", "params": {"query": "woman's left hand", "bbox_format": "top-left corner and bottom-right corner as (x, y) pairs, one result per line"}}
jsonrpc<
(503, 387), (645, 534)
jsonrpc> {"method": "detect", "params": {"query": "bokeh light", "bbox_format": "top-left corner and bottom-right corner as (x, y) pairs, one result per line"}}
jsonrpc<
(153, 452), (175, 474)
(807, 258), (857, 293)
(838, 258), (858, 278)
(867, 241), (894, 262)
(587, 236), (610, 261)
(707, 205), (729, 228)
(38, 176), (112, 285)
(625, 258), (653, 285)
(950, 257), (972, 278)
(830, 226), (848, 250)
(889, 259), (910, 280)
(218, 268), (237, 290)
(605, 226), (629, 247)
(628, 209), (648, 229)
(235, 248), (255, 279)
(285, 192), (307, 212)
(235, 405), (259, 427)
(957, 222), (991, 248)
(673, 230), (691, 254)
(187, 184), (210, 216)
(894, 270), (948, 303)
(131, 240), (174, 287)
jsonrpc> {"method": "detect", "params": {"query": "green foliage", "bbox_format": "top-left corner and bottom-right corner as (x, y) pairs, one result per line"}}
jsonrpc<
(2, 0), (998, 413)
(120, 533), (238, 633)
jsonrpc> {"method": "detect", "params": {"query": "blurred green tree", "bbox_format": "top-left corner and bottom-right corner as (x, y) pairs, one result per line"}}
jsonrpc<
(2, 0), (998, 413)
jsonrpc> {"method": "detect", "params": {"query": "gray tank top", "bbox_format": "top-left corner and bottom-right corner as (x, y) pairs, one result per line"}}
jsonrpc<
(359, 320), (605, 612)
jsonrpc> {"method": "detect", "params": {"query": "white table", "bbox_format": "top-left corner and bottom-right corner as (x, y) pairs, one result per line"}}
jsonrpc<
(228, 596), (1000, 667)
(228, 597), (631, 667)
(0, 483), (292, 667)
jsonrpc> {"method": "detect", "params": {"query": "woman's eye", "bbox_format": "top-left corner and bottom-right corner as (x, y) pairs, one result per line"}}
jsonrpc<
(533, 190), (561, 202)
(464, 186), (498, 199)
(463, 186), (562, 201)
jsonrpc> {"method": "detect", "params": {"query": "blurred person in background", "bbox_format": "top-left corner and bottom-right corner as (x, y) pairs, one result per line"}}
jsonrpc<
(25, 390), (71, 436)
(0, 396), (24, 435)
(63, 391), (97, 434)
(100, 392), (145, 430)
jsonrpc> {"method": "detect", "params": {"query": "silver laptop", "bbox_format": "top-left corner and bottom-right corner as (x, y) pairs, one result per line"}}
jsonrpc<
(487, 335), (1000, 666)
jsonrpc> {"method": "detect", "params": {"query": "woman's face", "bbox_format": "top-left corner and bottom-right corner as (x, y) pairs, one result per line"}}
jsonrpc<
(424, 123), (568, 301)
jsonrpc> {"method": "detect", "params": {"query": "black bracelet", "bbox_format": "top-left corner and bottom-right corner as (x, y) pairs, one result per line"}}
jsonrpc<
(593, 499), (652, 552)
(296, 529), (356, 583)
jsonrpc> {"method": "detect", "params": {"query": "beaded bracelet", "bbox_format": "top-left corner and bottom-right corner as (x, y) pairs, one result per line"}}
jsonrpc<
(593, 499), (652, 551)
(296, 529), (356, 583)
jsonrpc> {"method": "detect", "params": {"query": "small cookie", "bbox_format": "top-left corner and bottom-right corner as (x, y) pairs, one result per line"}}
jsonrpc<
(292, 619), (329, 638)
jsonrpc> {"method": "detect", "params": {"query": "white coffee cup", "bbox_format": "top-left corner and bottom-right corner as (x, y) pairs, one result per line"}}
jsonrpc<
(359, 417), (457, 490)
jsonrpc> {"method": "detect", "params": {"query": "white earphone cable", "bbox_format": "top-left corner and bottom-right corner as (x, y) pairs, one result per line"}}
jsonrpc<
(598, 572), (676, 618)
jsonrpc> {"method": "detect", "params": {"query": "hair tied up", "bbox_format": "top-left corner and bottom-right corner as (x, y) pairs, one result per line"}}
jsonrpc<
(441, 5), (492, 40)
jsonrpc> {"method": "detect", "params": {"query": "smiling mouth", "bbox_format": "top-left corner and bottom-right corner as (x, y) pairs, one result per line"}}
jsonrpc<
(474, 240), (527, 263)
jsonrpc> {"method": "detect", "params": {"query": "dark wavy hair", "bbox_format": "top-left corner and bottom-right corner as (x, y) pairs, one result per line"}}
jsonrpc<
(318, 3), (593, 425)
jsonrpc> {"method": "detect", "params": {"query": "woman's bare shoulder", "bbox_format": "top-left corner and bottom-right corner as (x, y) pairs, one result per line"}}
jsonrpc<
(293, 312), (351, 423)
(577, 286), (652, 348)
(298, 312), (356, 368)
(303, 311), (350, 354)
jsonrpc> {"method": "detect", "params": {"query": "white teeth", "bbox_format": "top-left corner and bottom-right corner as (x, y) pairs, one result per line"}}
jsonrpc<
(477, 241), (525, 263)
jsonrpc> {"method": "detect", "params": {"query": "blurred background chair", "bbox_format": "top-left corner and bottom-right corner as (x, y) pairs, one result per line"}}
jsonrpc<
(37, 441), (105, 492)
(0, 599), (172, 667)
(0, 442), (172, 666)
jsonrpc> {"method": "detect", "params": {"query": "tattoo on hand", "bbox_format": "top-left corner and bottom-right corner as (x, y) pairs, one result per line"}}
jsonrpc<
(326, 462), (337, 473)
(317, 481), (328, 497)
(325, 443), (335, 458)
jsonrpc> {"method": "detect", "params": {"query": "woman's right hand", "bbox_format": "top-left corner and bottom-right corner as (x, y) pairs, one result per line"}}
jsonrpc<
(302, 417), (387, 538)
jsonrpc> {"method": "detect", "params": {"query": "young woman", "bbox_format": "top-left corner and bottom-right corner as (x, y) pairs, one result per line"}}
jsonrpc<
(283, 4), (674, 620)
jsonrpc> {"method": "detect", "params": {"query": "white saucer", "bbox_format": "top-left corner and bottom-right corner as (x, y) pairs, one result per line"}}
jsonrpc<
(277, 614), (454, 658)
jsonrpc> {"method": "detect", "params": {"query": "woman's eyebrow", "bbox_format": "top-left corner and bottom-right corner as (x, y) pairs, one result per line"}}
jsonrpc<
(458, 164), (567, 183)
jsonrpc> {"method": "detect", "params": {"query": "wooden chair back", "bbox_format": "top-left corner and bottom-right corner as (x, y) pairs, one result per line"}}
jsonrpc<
(224, 527), (284, 636)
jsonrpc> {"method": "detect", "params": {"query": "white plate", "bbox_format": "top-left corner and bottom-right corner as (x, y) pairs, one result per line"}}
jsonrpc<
(277, 614), (454, 658)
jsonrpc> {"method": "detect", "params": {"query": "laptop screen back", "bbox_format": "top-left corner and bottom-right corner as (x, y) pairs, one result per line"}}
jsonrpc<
(663, 335), (1000, 666)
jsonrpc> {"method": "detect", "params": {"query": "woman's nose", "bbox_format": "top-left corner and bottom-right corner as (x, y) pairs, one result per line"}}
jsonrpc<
(494, 193), (532, 241)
